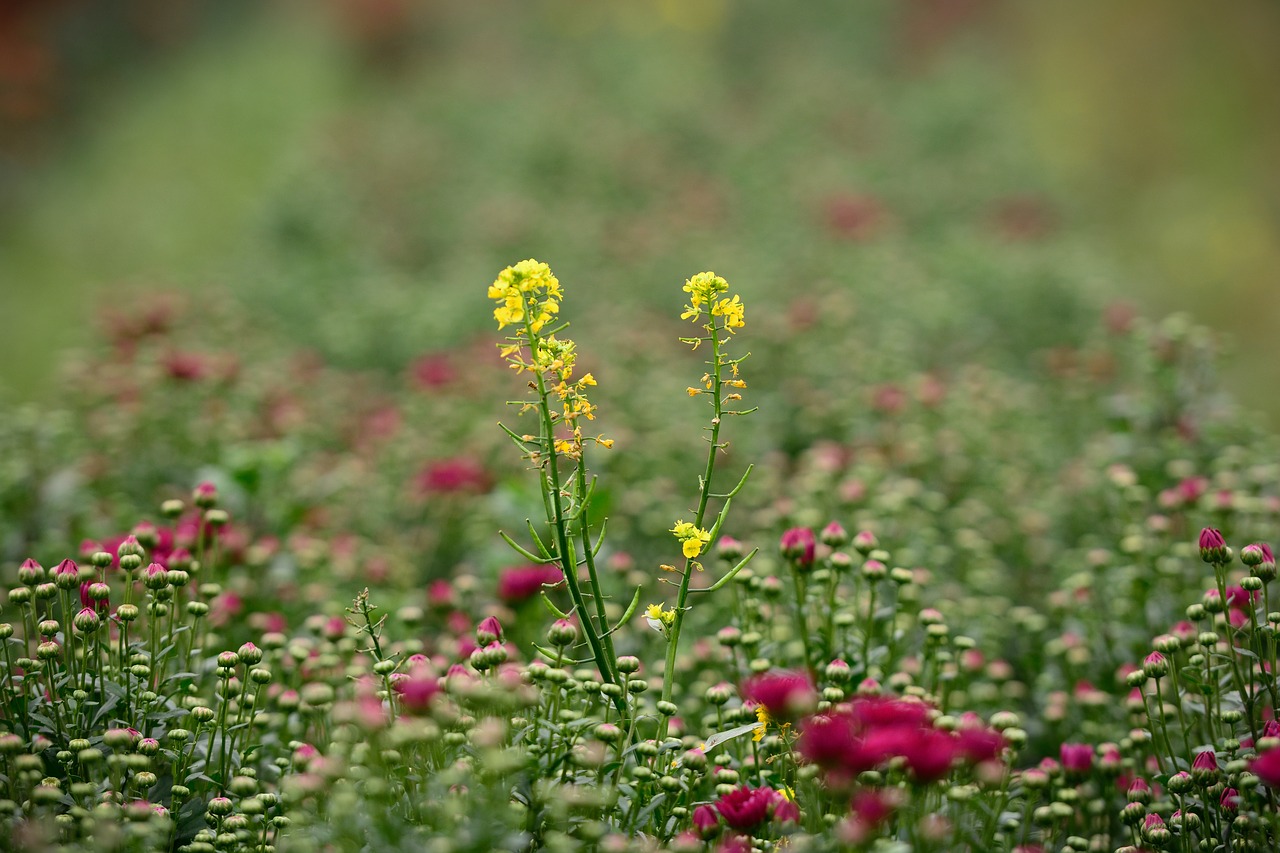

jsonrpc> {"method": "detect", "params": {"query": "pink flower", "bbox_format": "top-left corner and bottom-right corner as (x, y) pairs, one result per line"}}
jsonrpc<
(955, 727), (1005, 763)
(714, 786), (779, 833)
(779, 527), (816, 568)
(392, 672), (441, 714)
(742, 671), (816, 720)
(692, 804), (720, 838)
(476, 616), (503, 645)
(1220, 787), (1240, 811)
(414, 458), (491, 496)
(497, 565), (564, 603)
(1198, 528), (1227, 563)
(1250, 749), (1280, 787)
(773, 798), (800, 824)
(410, 353), (457, 389)
(1059, 743), (1094, 774)
(899, 728), (957, 782)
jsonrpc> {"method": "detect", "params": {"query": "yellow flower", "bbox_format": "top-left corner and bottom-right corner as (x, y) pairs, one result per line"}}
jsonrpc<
(753, 705), (771, 741)
(489, 259), (561, 331)
(670, 520), (711, 559)
(645, 603), (676, 636)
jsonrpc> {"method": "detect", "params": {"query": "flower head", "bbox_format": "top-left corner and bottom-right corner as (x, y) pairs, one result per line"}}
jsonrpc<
(488, 259), (561, 332)
(743, 671), (817, 720)
(671, 520), (712, 560)
(713, 785), (779, 833)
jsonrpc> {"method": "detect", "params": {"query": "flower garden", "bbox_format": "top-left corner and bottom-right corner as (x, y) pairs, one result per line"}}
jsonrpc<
(3, 3), (1280, 852)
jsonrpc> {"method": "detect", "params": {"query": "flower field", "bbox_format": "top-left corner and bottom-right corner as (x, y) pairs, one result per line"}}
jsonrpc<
(3, 3), (1279, 852)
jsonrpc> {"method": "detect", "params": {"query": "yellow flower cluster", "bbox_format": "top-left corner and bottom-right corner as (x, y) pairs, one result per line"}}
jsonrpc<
(488, 259), (562, 332)
(670, 520), (711, 559)
(680, 271), (745, 331)
(491, 260), (611, 458)
(645, 603), (676, 636)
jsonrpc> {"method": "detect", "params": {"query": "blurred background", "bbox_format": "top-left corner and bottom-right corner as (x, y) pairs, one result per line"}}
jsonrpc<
(2, 0), (1278, 417)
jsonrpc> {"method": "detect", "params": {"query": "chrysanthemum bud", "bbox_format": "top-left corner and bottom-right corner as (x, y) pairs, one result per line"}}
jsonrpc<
(852, 530), (878, 556)
(717, 536), (744, 562)
(476, 616), (503, 646)
(143, 563), (169, 590)
(1198, 528), (1228, 564)
(1142, 652), (1168, 678)
(861, 559), (887, 581)
(17, 559), (44, 586)
(547, 619), (578, 647)
(820, 522), (848, 548)
(193, 481), (219, 509)
(73, 608), (101, 634)
(206, 796), (233, 817)
(779, 528), (816, 569)
(238, 642), (263, 665)
(53, 559), (80, 590)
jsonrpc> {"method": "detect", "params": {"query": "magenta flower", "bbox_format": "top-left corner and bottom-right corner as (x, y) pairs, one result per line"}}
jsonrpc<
(1250, 749), (1280, 787)
(1198, 527), (1227, 563)
(392, 672), (441, 714)
(1059, 743), (1094, 774)
(497, 564), (564, 603)
(742, 671), (816, 720)
(414, 458), (491, 496)
(779, 527), (816, 568)
(714, 785), (779, 833)
(476, 616), (503, 645)
(692, 804), (720, 838)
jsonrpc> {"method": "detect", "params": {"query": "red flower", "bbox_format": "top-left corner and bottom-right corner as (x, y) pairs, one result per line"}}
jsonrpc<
(497, 565), (564, 603)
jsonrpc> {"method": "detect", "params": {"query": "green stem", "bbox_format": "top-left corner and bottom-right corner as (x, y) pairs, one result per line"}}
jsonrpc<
(523, 317), (627, 729)
(658, 322), (728, 743)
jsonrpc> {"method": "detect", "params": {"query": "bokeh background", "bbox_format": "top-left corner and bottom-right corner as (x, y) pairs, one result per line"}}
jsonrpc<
(2, 0), (1278, 417)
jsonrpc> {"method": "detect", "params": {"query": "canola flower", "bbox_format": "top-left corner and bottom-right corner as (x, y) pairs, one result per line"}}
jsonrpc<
(671, 520), (712, 560)
(645, 603), (676, 637)
(680, 271), (745, 331)
(488, 258), (562, 332)
(490, 260), (610, 458)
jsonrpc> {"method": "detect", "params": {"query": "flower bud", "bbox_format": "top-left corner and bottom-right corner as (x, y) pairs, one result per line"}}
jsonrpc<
(1198, 528), (1228, 564)
(17, 559), (44, 586)
(238, 642), (263, 665)
(852, 530), (878, 556)
(1142, 652), (1168, 678)
(820, 521), (848, 548)
(548, 619), (578, 647)
(476, 616), (503, 646)
(73, 608), (101, 634)
(779, 528), (816, 569)
(717, 536), (744, 562)
(193, 481), (219, 509)
(206, 796), (233, 817)
(143, 563), (169, 590)
(53, 559), (80, 590)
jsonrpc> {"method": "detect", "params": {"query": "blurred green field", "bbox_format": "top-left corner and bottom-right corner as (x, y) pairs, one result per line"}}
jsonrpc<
(2, 0), (1277, 416)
